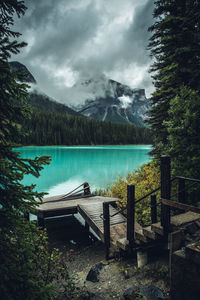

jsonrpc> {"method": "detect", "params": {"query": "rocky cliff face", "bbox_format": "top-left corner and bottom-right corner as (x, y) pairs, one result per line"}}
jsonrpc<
(9, 61), (80, 116)
(9, 61), (37, 84)
(70, 76), (150, 127)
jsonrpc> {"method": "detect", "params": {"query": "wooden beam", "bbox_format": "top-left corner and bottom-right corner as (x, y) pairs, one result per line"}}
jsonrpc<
(84, 182), (91, 195)
(37, 207), (78, 218)
(77, 205), (104, 241)
(127, 184), (135, 249)
(103, 202), (110, 260)
(178, 178), (186, 204)
(161, 198), (200, 214)
(24, 212), (29, 221)
(160, 156), (171, 235)
(151, 195), (157, 224)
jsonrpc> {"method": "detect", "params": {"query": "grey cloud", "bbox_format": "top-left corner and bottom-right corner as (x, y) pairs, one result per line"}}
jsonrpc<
(119, 0), (154, 66)
(12, 0), (154, 102)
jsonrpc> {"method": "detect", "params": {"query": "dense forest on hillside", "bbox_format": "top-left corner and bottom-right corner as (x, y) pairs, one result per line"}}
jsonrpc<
(18, 109), (152, 145)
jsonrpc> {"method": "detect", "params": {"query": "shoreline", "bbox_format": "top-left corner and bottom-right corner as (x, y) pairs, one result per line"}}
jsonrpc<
(15, 144), (152, 148)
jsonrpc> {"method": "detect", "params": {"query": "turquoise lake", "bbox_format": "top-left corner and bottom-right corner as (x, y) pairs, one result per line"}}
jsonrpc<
(16, 145), (152, 197)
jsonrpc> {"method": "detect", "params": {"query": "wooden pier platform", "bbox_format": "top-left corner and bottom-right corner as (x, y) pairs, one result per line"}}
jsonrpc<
(78, 202), (126, 244)
(36, 194), (118, 219)
(35, 193), (136, 254)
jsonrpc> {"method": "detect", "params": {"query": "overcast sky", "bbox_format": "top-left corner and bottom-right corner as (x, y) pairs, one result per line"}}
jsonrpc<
(12, 0), (154, 103)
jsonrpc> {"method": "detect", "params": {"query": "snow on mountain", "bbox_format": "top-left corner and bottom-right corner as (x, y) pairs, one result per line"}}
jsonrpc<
(9, 61), (150, 127)
(68, 75), (151, 127)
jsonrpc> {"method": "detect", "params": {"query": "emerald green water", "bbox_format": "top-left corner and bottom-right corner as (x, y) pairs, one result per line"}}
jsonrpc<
(16, 145), (151, 196)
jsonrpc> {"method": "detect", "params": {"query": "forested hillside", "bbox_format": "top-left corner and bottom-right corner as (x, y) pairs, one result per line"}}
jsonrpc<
(19, 109), (152, 145)
(28, 92), (80, 116)
(148, 0), (200, 178)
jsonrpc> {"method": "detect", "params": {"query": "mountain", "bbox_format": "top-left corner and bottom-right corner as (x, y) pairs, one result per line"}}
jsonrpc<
(9, 61), (80, 116)
(70, 75), (150, 127)
(10, 61), (36, 84)
(9, 62), (150, 126)
(9, 62), (152, 146)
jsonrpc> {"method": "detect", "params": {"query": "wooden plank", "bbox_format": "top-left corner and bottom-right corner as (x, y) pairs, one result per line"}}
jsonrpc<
(103, 202), (110, 259)
(77, 205), (104, 241)
(36, 195), (118, 212)
(160, 156), (171, 235)
(78, 202), (127, 250)
(151, 195), (157, 224)
(178, 178), (186, 204)
(161, 199), (200, 214)
(36, 207), (77, 218)
(127, 184), (135, 248)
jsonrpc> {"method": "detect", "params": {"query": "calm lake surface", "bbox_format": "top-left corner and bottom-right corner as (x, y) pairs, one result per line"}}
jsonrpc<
(16, 145), (151, 196)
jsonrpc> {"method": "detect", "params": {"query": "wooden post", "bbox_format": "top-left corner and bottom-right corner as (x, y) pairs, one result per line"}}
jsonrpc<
(161, 156), (171, 235)
(24, 212), (29, 221)
(85, 221), (90, 235)
(37, 217), (44, 227)
(126, 184), (135, 250)
(103, 202), (110, 260)
(84, 182), (90, 195)
(151, 195), (157, 224)
(178, 178), (186, 204)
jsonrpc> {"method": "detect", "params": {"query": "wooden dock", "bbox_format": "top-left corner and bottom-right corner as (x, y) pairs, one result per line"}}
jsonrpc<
(35, 194), (131, 254)
(36, 194), (118, 219)
(35, 192), (142, 256)
(32, 160), (200, 260)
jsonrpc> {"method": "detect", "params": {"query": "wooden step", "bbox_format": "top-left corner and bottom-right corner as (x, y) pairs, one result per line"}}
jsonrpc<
(171, 211), (200, 229)
(143, 226), (159, 240)
(151, 223), (164, 236)
(135, 229), (149, 243)
(185, 242), (200, 265)
(151, 212), (200, 236)
(117, 238), (129, 251)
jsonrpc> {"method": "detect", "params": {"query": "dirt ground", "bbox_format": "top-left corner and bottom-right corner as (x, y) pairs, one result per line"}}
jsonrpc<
(46, 216), (170, 300)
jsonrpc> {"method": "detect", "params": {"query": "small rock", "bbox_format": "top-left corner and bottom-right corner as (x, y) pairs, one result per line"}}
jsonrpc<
(86, 262), (104, 282)
(140, 285), (165, 300)
(123, 285), (165, 300)
(123, 286), (140, 300)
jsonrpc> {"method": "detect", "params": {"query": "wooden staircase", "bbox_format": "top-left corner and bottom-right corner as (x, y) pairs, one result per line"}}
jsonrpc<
(99, 156), (200, 259)
(110, 211), (200, 257)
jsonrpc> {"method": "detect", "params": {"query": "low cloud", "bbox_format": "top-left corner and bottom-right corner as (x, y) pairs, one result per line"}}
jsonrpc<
(12, 0), (154, 103)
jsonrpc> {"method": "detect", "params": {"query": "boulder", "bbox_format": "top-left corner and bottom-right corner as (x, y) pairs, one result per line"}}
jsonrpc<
(123, 285), (165, 300)
(86, 262), (104, 282)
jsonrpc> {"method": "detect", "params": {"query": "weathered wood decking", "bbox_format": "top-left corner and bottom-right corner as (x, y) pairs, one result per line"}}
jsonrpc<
(36, 194), (118, 218)
(35, 193), (143, 253)
(78, 203), (126, 244)
(34, 157), (200, 260)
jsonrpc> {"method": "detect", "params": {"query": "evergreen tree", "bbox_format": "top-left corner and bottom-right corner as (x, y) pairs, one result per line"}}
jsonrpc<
(0, 1), (55, 298)
(165, 86), (200, 179)
(148, 0), (200, 156)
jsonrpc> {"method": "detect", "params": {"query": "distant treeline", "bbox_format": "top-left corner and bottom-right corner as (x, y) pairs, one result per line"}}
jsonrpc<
(19, 110), (152, 145)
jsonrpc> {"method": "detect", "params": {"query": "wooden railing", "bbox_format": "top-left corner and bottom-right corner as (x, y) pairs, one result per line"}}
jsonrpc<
(103, 156), (200, 256)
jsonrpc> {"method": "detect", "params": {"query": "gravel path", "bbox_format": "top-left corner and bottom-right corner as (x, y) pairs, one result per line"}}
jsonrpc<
(47, 216), (169, 299)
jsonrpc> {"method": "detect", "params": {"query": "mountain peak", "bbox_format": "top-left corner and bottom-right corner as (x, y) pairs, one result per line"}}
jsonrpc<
(9, 61), (37, 84)
(70, 75), (150, 127)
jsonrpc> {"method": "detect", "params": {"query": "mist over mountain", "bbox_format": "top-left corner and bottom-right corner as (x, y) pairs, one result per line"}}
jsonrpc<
(68, 74), (150, 127)
(9, 61), (150, 126)
(9, 61), (80, 116)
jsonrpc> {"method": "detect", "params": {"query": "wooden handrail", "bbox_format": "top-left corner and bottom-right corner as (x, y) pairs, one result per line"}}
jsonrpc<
(161, 198), (200, 214)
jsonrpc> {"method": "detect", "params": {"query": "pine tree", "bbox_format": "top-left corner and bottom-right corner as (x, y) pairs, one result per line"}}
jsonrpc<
(165, 86), (200, 179)
(148, 0), (200, 156)
(0, 1), (53, 298)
